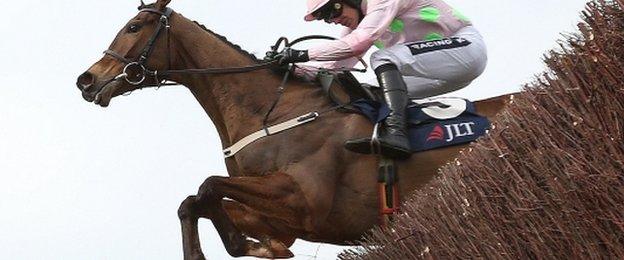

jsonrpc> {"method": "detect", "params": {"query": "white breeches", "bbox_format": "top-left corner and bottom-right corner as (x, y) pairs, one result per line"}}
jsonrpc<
(369, 26), (487, 98)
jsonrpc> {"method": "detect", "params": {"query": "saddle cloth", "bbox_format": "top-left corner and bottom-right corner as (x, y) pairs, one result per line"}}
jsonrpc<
(352, 97), (490, 152)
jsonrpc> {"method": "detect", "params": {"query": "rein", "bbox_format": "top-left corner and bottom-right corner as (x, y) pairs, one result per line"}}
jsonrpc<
(103, 7), (278, 88)
(103, 7), (367, 88)
(102, 7), (364, 158)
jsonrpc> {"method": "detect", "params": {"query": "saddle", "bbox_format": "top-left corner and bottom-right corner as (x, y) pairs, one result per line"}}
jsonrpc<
(317, 70), (381, 105)
(319, 71), (490, 153)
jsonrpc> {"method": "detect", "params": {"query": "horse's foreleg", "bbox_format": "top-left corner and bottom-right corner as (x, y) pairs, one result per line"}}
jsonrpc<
(178, 196), (207, 260)
(197, 174), (314, 231)
(193, 173), (312, 258)
(222, 200), (296, 248)
(178, 197), (296, 259)
(222, 200), (297, 257)
(179, 195), (256, 259)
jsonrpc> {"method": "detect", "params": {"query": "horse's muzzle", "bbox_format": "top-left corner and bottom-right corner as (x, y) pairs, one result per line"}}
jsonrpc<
(77, 71), (95, 92)
(77, 71), (97, 102)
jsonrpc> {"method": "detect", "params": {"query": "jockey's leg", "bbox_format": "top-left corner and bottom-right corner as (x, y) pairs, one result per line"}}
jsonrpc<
(345, 61), (411, 159)
(347, 64), (412, 159)
(345, 28), (487, 156)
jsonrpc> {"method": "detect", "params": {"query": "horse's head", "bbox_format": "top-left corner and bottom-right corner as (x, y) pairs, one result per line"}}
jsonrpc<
(76, 0), (173, 107)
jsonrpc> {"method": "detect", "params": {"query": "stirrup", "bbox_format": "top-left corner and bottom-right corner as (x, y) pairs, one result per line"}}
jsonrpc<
(344, 123), (411, 159)
(344, 137), (376, 154)
(344, 138), (411, 159)
(344, 122), (381, 154)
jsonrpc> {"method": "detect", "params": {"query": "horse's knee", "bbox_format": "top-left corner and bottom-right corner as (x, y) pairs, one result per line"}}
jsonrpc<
(178, 196), (198, 220)
(197, 176), (222, 203)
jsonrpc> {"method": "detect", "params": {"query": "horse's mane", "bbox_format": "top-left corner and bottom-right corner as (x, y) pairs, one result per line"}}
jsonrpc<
(168, 9), (311, 81)
(190, 18), (312, 82)
(139, 6), (262, 63)
(191, 21), (263, 63)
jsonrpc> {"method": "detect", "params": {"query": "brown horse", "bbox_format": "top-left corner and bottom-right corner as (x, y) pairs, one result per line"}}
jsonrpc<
(76, 0), (510, 259)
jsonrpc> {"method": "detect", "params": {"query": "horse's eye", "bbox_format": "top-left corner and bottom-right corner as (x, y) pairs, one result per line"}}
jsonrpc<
(127, 24), (141, 33)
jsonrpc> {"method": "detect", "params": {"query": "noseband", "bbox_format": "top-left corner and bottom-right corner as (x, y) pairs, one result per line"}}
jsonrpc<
(103, 7), (277, 87)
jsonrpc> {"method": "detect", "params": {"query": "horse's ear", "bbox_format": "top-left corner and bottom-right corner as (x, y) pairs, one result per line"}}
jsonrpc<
(155, 0), (171, 10)
(138, 0), (146, 10)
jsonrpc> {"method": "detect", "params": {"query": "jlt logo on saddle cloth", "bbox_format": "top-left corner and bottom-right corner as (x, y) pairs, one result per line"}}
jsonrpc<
(408, 37), (472, 55)
(409, 98), (489, 152)
(426, 122), (477, 142)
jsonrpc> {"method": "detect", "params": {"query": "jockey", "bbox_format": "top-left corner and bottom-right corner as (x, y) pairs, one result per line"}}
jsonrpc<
(276, 0), (487, 159)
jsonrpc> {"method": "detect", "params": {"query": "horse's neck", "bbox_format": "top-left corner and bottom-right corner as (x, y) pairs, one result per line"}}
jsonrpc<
(168, 14), (327, 148)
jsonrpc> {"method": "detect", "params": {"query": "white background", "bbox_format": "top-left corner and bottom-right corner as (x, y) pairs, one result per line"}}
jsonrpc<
(0, 0), (589, 259)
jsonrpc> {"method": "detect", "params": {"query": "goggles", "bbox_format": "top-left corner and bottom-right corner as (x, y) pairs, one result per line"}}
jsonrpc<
(312, 2), (344, 22)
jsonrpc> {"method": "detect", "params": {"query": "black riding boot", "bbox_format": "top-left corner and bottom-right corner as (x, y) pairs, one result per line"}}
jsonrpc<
(345, 64), (411, 159)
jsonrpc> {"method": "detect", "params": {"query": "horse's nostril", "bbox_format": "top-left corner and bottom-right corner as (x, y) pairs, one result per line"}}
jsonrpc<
(77, 71), (95, 91)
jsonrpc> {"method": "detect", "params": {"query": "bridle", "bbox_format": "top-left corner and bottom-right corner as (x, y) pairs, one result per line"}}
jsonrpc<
(103, 7), (278, 88)
(99, 6), (353, 146)
(100, 6), (368, 149)
(103, 6), (368, 89)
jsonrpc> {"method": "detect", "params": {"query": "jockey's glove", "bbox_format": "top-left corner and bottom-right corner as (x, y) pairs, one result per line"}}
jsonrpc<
(263, 50), (278, 61)
(276, 48), (309, 65)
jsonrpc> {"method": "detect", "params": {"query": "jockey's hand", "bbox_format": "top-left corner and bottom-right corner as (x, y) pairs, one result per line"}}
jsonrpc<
(263, 50), (279, 61)
(276, 48), (309, 65)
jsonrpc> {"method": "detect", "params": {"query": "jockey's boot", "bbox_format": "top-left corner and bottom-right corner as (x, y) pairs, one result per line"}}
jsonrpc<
(345, 64), (411, 159)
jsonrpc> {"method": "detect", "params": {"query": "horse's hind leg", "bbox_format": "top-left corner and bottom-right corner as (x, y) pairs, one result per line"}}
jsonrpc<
(178, 173), (306, 259)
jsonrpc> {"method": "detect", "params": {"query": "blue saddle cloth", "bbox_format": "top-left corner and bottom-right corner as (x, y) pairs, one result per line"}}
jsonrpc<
(352, 98), (490, 152)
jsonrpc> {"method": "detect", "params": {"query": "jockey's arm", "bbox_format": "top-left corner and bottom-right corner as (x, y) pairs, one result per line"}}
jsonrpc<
(294, 27), (360, 80)
(308, 0), (402, 61)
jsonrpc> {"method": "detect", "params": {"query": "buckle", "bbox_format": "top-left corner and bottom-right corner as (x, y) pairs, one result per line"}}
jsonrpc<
(122, 62), (147, 85)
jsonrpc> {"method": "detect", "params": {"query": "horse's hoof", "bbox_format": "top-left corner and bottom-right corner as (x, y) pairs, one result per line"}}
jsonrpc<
(266, 239), (295, 259)
(271, 248), (294, 258)
(246, 240), (294, 259)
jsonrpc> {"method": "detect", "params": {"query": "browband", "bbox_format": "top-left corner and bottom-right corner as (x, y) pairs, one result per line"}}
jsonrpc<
(139, 7), (173, 18)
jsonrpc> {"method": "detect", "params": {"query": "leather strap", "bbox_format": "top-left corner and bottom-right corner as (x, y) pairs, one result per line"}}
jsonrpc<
(139, 7), (173, 17)
(223, 112), (319, 158)
(103, 50), (132, 64)
(137, 8), (173, 64)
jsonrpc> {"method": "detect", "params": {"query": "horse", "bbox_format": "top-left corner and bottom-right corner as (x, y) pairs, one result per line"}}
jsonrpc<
(75, 0), (510, 259)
